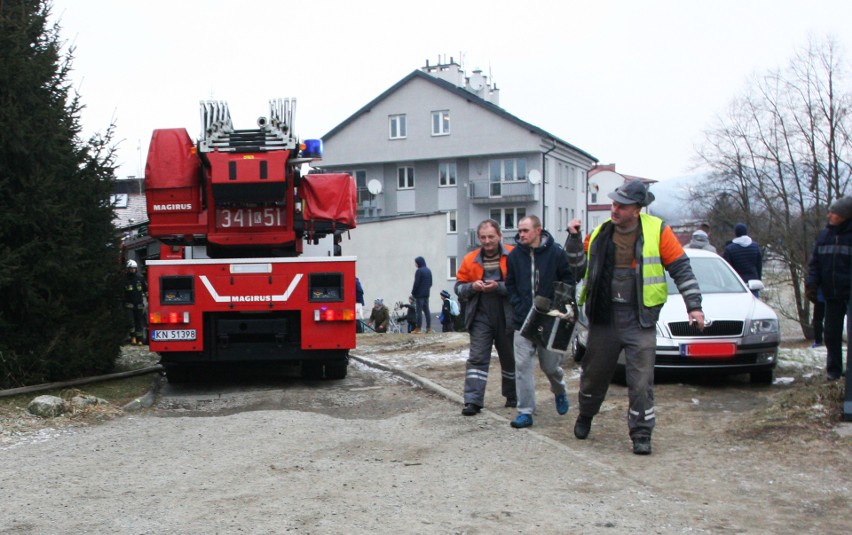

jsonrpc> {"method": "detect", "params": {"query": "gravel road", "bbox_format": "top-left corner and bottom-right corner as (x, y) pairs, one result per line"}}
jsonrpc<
(1, 333), (850, 534)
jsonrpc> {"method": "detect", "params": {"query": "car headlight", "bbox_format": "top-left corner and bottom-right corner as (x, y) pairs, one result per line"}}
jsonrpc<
(749, 318), (779, 334)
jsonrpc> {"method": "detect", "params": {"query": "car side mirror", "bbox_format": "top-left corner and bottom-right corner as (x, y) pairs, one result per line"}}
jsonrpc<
(747, 280), (765, 291)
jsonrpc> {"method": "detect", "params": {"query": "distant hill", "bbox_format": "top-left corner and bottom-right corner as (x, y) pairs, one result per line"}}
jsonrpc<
(648, 174), (705, 224)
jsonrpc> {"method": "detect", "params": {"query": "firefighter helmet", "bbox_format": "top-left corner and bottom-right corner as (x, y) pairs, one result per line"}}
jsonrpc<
(126, 260), (138, 269)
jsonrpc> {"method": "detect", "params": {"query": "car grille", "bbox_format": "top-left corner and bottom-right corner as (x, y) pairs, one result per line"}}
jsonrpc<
(655, 354), (761, 366)
(667, 320), (744, 337)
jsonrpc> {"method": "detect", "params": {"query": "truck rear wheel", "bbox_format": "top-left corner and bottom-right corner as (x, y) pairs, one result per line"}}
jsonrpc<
(301, 361), (324, 380)
(301, 354), (349, 380)
(324, 359), (348, 380)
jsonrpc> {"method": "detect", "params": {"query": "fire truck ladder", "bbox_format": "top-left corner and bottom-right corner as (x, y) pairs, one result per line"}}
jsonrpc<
(198, 99), (298, 153)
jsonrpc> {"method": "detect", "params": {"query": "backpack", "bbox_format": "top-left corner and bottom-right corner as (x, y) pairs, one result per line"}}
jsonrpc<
(449, 298), (460, 316)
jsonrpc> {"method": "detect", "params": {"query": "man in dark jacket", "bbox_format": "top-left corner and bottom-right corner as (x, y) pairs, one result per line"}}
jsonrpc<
(411, 256), (433, 333)
(505, 215), (576, 429)
(806, 196), (852, 381)
(723, 223), (762, 296)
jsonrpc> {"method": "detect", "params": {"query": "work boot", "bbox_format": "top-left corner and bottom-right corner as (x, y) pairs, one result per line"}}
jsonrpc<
(574, 415), (592, 439)
(632, 436), (652, 455)
(411, 328), (421, 334)
(461, 403), (481, 416)
(425, 329), (433, 334)
(130, 336), (138, 346)
(505, 398), (518, 408)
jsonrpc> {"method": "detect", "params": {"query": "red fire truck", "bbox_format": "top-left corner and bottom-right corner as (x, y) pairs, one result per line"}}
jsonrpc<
(144, 100), (357, 381)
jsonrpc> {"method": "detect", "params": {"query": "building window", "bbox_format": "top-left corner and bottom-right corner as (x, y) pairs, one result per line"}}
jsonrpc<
(489, 158), (527, 182)
(439, 162), (457, 187)
(389, 114), (407, 139)
(447, 210), (457, 233)
(490, 207), (526, 230)
(447, 256), (458, 280)
(397, 166), (415, 189)
(352, 170), (367, 189)
(350, 170), (368, 205)
(432, 110), (450, 136)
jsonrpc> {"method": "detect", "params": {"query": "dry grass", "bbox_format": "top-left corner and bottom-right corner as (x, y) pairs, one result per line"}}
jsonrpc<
(732, 373), (846, 442)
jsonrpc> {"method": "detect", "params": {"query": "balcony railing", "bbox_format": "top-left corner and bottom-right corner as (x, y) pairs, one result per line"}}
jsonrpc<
(356, 187), (381, 220)
(469, 180), (535, 203)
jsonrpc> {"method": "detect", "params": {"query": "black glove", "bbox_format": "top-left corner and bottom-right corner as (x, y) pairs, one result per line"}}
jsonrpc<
(805, 284), (818, 304)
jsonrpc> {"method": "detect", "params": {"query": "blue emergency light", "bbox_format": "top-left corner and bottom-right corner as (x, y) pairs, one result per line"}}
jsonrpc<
(302, 139), (323, 158)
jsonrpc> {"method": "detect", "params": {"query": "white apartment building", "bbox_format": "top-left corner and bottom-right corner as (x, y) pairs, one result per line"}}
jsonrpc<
(319, 59), (597, 315)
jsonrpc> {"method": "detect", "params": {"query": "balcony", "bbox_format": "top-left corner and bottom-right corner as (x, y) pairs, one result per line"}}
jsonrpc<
(469, 180), (536, 204)
(356, 187), (382, 221)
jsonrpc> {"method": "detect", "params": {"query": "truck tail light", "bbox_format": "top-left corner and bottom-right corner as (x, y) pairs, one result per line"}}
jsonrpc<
(313, 308), (355, 322)
(149, 311), (191, 324)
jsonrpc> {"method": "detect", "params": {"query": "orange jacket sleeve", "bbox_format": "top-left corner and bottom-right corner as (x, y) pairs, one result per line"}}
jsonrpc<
(659, 225), (687, 266)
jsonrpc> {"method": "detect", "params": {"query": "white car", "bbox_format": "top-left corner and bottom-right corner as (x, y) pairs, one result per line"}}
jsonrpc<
(571, 248), (780, 384)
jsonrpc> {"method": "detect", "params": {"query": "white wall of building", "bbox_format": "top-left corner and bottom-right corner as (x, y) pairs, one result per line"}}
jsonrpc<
(343, 213), (449, 327)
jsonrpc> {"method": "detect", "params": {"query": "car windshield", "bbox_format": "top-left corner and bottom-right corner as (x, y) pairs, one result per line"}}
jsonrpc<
(666, 257), (747, 295)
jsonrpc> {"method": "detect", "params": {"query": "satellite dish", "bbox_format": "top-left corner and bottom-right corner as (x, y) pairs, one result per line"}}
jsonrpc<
(528, 170), (542, 185)
(367, 179), (383, 195)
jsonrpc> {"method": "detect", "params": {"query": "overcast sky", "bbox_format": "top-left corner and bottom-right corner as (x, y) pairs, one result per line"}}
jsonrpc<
(49, 0), (852, 182)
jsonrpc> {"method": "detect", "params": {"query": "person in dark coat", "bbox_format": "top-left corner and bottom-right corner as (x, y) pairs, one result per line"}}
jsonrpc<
(505, 215), (575, 430)
(355, 277), (365, 319)
(124, 260), (148, 345)
(400, 296), (417, 333)
(439, 290), (455, 332)
(411, 256), (433, 333)
(806, 196), (852, 381)
(723, 223), (762, 296)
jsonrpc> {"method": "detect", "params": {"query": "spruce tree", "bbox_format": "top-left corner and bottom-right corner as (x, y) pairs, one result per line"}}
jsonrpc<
(0, 0), (125, 388)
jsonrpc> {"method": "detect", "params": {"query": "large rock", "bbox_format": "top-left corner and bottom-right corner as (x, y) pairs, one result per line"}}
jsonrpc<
(27, 395), (66, 418)
(70, 394), (108, 409)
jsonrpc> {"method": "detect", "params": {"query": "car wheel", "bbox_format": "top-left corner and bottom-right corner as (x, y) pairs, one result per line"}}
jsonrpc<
(750, 369), (774, 385)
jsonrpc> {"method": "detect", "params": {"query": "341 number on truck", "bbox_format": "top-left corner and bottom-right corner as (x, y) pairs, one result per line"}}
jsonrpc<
(144, 99), (357, 382)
